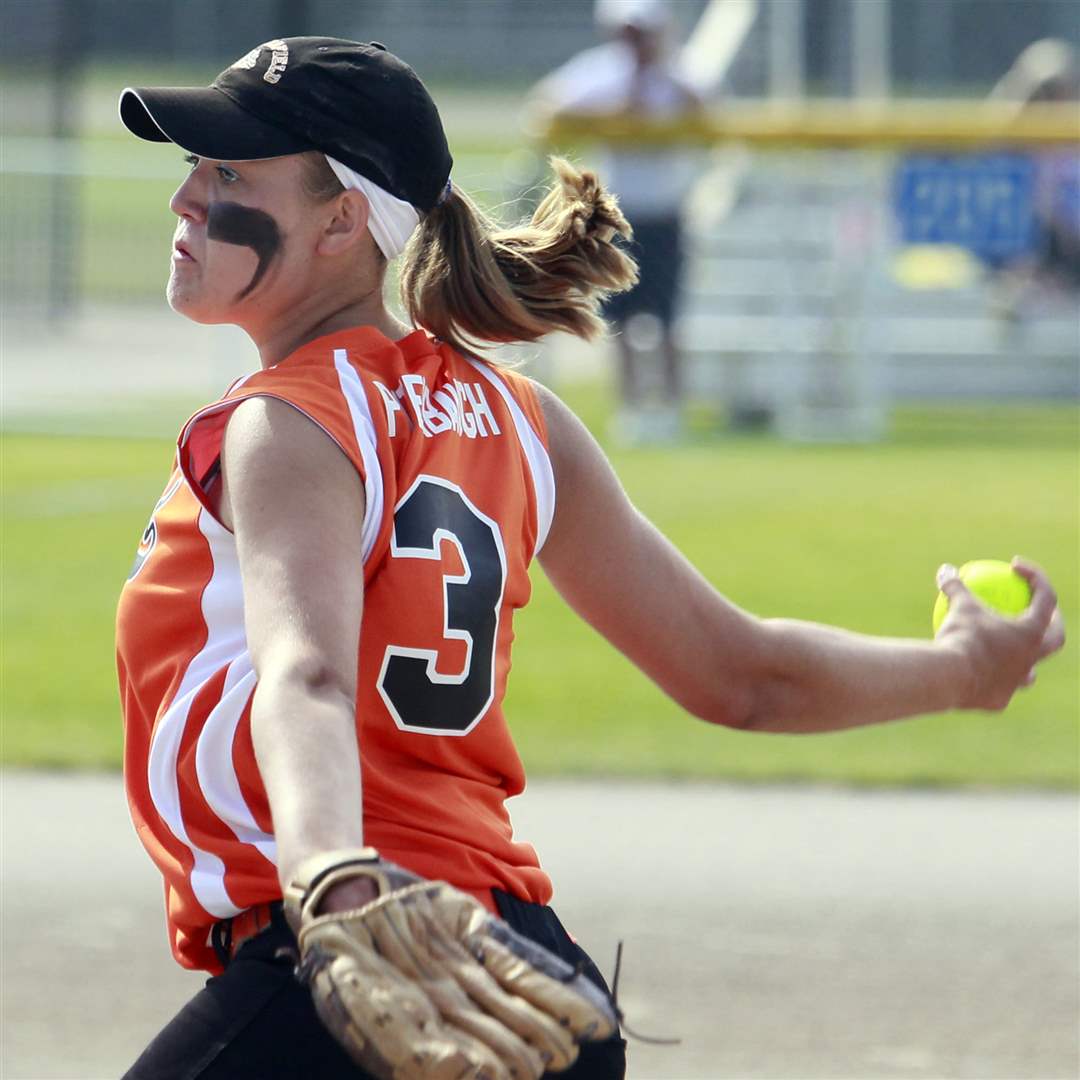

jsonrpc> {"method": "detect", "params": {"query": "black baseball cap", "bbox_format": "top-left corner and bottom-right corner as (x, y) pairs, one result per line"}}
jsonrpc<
(119, 37), (452, 212)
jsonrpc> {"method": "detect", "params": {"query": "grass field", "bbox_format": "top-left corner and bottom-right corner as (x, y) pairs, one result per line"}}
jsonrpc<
(3, 392), (1076, 786)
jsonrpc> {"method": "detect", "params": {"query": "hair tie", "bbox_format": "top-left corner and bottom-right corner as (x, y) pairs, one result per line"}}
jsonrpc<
(436, 177), (453, 207)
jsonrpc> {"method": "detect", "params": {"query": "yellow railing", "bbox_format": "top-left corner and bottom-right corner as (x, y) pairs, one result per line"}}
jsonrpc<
(539, 101), (1080, 149)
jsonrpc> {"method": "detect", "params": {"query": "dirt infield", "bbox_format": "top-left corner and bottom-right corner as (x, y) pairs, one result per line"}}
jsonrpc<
(1, 771), (1077, 1080)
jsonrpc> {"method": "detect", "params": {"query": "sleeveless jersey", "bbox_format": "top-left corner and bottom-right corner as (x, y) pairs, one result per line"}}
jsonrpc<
(116, 326), (556, 972)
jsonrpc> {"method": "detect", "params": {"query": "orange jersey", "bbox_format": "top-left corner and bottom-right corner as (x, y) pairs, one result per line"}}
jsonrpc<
(116, 327), (555, 972)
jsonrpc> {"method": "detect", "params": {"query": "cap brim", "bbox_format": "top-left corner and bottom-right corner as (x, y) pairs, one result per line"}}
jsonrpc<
(119, 85), (311, 161)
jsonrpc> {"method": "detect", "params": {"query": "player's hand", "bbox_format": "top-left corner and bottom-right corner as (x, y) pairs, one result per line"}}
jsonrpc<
(935, 557), (1065, 711)
(314, 874), (380, 915)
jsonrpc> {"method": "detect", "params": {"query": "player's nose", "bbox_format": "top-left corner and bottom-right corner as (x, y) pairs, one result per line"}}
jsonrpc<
(170, 169), (207, 224)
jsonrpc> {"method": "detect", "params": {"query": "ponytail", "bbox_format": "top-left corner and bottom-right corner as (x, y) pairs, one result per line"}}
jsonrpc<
(399, 157), (638, 357)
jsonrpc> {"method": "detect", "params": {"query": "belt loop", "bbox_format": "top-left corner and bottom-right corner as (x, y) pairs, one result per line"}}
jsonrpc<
(211, 917), (234, 969)
(269, 900), (290, 934)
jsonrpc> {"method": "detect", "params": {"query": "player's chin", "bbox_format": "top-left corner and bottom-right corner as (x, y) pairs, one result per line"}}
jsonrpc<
(166, 280), (224, 325)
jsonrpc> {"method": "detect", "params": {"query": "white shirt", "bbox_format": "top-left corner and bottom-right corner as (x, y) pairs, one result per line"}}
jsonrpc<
(533, 40), (702, 220)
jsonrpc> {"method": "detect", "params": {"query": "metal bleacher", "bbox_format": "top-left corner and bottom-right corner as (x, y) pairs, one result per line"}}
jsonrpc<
(676, 151), (1079, 438)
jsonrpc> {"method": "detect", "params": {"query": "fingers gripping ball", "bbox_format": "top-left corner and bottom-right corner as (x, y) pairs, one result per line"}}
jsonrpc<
(284, 848), (618, 1080)
(933, 559), (1033, 634)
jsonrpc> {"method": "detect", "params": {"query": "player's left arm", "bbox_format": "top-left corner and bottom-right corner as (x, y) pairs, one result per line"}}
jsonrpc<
(221, 396), (375, 909)
(534, 382), (1065, 733)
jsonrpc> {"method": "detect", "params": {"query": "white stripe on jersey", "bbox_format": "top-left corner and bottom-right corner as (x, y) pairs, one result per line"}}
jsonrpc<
(146, 506), (248, 920)
(464, 358), (555, 553)
(224, 372), (257, 397)
(333, 349), (385, 563)
(195, 656), (275, 863)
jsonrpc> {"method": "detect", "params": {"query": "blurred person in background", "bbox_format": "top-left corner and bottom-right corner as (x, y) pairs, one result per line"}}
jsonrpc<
(114, 34), (1064, 1080)
(529, 0), (702, 444)
(989, 38), (1080, 318)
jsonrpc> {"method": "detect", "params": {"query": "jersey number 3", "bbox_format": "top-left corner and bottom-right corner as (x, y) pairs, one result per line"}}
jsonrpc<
(377, 476), (507, 736)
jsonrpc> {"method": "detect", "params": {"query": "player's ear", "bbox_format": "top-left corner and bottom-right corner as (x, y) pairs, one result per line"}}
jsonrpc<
(317, 189), (370, 256)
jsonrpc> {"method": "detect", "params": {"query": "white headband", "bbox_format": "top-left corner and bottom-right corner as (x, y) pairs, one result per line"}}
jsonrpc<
(324, 154), (420, 260)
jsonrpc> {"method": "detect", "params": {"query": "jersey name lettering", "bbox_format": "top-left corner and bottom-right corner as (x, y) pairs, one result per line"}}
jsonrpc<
(374, 375), (502, 440)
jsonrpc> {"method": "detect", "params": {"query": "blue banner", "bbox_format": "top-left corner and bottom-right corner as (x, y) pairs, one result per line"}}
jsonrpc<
(893, 154), (1038, 264)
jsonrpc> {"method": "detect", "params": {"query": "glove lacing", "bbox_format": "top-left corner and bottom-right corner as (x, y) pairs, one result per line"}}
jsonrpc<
(609, 941), (682, 1047)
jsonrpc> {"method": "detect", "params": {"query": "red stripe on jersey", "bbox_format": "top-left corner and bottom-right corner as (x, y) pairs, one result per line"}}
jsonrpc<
(233, 700), (272, 836)
(173, 665), (228, 855)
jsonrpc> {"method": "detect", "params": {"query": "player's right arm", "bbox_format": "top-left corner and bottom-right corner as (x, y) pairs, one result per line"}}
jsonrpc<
(535, 384), (1064, 733)
(221, 396), (376, 912)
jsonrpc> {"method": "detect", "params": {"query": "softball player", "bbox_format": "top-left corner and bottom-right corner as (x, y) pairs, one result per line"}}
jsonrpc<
(116, 37), (1064, 1080)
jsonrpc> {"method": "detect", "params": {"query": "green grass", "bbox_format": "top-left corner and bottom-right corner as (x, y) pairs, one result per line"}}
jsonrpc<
(3, 396), (1077, 784)
(2, 434), (178, 766)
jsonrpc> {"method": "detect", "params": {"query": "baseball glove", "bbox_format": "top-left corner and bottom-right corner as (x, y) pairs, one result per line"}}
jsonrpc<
(283, 847), (619, 1080)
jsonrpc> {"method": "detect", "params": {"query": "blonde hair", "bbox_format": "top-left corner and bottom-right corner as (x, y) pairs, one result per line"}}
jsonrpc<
(400, 157), (638, 355)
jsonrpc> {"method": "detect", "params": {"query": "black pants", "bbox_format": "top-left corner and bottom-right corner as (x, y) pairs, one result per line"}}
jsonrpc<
(124, 890), (626, 1079)
(601, 215), (684, 327)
